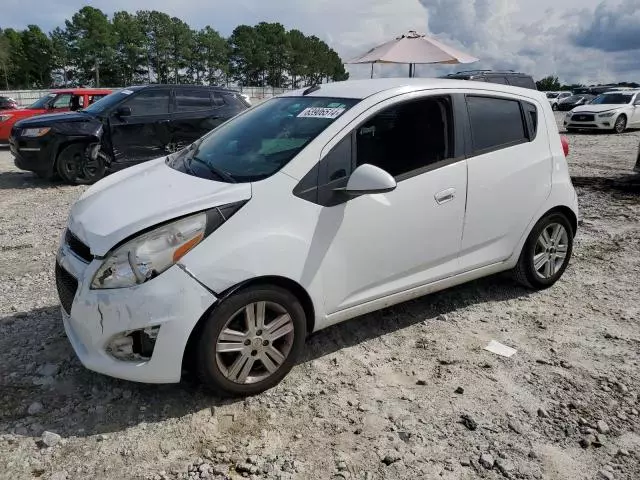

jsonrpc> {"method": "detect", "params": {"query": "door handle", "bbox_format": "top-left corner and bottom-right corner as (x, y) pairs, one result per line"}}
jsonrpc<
(434, 188), (456, 205)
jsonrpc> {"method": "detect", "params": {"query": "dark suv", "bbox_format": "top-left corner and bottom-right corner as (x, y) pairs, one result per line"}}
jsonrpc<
(441, 70), (537, 90)
(10, 85), (249, 184)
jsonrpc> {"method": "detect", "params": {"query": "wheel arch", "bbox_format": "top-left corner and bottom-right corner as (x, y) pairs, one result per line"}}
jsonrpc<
(543, 205), (578, 237)
(181, 275), (316, 374)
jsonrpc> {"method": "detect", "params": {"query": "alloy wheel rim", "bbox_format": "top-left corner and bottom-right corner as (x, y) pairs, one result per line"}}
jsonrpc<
(615, 117), (626, 133)
(215, 301), (295, 384)
(533, 223), (569, 279)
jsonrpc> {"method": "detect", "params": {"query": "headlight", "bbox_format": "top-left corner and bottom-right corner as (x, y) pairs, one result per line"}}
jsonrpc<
(0, 114), (13, 122)
(598, 112), (616, 118)
(91, 202), (246, 289)
(22, 127), (51, 137)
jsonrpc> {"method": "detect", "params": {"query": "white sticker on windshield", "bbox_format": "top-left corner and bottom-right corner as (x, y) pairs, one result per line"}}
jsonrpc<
(297, 107), (346, 119)
(121, 89), (134, 95)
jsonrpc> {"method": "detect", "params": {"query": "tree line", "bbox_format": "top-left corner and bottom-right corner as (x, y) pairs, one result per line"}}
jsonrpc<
(0, 6), (349, 90)
(536, 76), (639, 92)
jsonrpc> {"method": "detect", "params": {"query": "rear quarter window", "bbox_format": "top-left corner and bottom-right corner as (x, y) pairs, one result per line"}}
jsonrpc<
(466, 95), (527, 154)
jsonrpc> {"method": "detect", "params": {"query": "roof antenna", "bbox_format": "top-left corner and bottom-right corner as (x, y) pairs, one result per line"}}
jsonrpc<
(303, 84), (321, 96)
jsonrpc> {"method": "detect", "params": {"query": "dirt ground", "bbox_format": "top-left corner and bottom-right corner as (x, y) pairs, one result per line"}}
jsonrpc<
(0, 112), (639, 480)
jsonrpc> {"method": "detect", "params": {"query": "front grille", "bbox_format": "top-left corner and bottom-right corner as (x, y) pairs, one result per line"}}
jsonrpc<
(55, 262), (78, 314)
(65, 230), (93, 262)
(572, 114), (595, 122)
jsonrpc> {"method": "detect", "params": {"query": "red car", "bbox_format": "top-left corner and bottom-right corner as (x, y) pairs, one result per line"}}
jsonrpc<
(0, 88), (112, 145)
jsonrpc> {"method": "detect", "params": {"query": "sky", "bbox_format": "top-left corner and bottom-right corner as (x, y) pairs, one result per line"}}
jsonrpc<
(2, 0), (639, 84)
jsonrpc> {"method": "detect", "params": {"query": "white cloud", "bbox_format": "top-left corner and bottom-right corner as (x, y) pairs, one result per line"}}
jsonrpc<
(2, 0), (639, 84)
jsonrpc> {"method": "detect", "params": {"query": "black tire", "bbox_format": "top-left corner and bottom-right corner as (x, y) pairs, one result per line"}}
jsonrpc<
(614, 115), (627, 134)
(196, 285), (307, 396)
(513, 212), (574, 290)
(552, 103), (558, 111)
(56, 143), (107, 185)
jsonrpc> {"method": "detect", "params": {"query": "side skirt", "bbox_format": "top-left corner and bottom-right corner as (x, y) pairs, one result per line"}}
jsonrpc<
(317, 261), (511, 332)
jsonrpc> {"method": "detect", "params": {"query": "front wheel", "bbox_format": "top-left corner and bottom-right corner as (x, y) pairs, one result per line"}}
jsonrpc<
(552, 103), (558, 111)
(513, 213), (574, 290)
(56, 143), (107, 185)
(614, 115), (627, 134)
(196, 286), (307, 396)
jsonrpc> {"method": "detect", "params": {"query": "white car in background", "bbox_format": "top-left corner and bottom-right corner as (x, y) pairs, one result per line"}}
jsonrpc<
(56, 78), (578, 395)
(564, 90), (640, 133)
(546, 91), (572, 111)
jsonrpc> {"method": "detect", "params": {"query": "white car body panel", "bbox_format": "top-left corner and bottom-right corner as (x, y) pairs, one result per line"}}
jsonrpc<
(57, 78), (579, 383)
(68, 157), (251, 256)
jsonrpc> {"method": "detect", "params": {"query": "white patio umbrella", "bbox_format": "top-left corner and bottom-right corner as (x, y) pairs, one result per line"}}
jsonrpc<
(346, 30), (479, 78)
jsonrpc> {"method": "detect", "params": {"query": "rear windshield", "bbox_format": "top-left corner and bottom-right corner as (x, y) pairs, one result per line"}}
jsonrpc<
(168, 96), (359, 183)
(546, 92), (559, 98)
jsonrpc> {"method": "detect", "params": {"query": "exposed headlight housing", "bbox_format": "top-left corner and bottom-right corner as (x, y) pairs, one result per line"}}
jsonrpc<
(91, 202), (245, 289)
(598, 111), (616, 118)
(22, 127), (51, 137)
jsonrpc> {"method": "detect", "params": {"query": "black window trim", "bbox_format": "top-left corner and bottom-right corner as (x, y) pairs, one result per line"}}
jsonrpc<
(463, 93), (532, 158)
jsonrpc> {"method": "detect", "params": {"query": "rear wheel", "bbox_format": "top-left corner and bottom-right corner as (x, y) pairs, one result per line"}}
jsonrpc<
(56, 143), (107, 185)
(196, 286), (307, 396)
(513, 213), (574, 290)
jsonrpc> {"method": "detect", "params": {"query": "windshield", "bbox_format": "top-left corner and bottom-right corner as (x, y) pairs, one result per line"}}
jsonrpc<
(168, 96), (359, 183)
(28, 93), (56, 109)
(82, 89), (129, 114)
(590, 93), (634, 105)
(546, 93), (559, 98)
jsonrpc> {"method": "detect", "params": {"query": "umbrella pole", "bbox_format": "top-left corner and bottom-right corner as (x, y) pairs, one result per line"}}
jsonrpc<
(371, 63), (374, 79)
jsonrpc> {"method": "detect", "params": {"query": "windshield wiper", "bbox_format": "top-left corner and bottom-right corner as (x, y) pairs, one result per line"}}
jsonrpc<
(188, 156), (237, 183)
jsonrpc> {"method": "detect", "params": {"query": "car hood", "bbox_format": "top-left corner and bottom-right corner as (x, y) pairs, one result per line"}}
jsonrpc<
(67, 158), (252, 256)
(15, 111), (94, 127)
(571, 104), (627, 114)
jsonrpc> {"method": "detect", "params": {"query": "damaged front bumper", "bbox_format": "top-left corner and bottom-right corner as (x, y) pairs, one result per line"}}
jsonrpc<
(56, 239), (217, 383)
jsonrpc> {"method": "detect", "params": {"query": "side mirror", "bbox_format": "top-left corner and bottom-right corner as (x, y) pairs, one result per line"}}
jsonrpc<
(116, 106), (132, 117)
(343, 164), (396, 196)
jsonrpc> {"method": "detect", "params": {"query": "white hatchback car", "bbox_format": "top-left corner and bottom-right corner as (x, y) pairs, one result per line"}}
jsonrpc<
(564, 90), (640, 133)
(56, 78), (579, 395)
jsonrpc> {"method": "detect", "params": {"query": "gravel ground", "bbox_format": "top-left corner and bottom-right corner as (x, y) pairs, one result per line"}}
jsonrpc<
(1, 112), (639, 480)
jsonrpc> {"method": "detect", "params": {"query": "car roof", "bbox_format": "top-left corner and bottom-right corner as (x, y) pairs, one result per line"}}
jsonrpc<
(282, 78), (544, 101)
(128, 84), (239, 92)
(50, 88), (112, 94)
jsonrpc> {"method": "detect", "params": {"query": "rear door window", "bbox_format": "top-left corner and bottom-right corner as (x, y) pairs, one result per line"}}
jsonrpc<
(176, 89), (213, 112)
(466, 96), (527, 153)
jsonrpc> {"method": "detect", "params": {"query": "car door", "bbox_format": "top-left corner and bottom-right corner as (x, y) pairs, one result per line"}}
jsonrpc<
(171, 88), (223, 151)
(459, 94), (551, 270)
(108, 88), (172, 167)
(314, 92), (468, 314)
